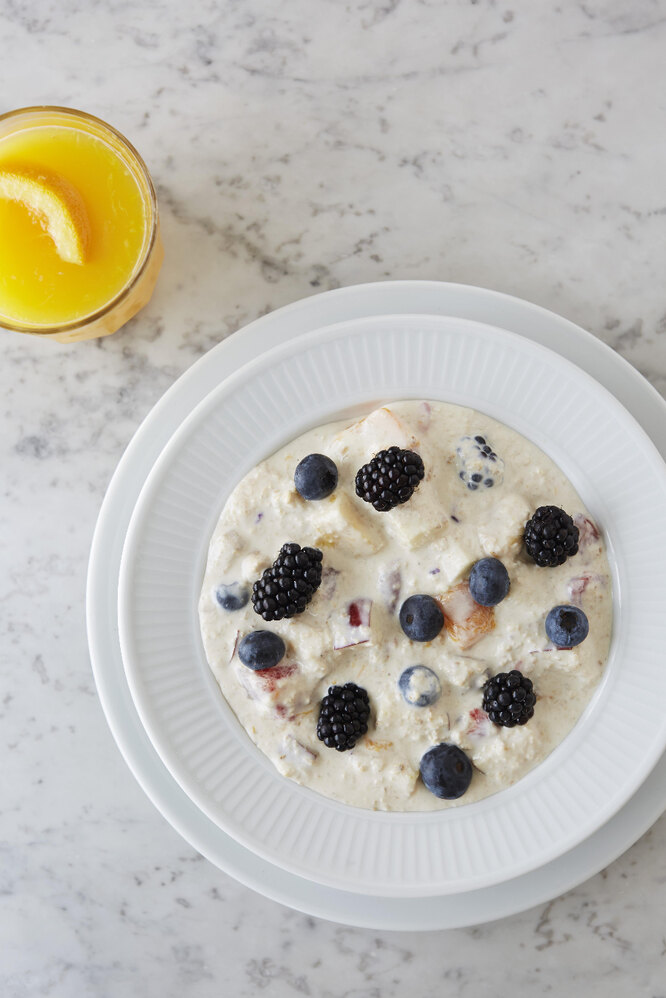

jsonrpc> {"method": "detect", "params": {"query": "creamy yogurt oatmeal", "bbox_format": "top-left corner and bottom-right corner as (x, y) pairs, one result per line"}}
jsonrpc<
(198, 402), (612, 811)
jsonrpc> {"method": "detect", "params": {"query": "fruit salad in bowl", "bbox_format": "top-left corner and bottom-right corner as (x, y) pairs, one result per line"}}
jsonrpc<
(198, 401), (612, 811)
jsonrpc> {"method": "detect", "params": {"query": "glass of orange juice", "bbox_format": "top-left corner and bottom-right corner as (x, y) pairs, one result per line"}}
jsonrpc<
(0, 106), (163, 343)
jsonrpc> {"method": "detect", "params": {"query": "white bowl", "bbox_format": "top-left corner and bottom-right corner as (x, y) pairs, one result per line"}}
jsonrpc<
(118, 313), (666, 897)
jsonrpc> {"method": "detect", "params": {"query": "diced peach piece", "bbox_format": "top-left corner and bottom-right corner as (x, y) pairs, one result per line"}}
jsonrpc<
(383, 502), (447, 550)
(311, 493), (385, 556)
(333, 406), (418, 455)
(436, 539), (474, 586)
(477, 494), (531, 558)
(439, 581), (495, 650)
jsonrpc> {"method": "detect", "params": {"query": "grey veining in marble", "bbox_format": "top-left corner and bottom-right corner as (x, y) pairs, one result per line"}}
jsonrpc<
(2, 1), (666, 996)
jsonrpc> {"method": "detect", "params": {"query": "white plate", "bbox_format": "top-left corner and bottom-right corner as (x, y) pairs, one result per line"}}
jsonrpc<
(87, 281), (666, 927)
(117, 311), (666, 898)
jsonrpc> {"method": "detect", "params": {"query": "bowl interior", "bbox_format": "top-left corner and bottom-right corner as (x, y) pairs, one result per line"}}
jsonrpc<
(118, 313), (666, 897)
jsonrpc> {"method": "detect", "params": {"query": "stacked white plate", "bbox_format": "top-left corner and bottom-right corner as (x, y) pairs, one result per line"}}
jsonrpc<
(88, 282), (666, 929)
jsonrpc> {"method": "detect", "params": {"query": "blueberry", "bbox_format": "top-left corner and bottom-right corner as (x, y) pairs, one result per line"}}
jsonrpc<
(398, 665), (442, 707)
(294, 453), (338, 500)
(420, 743), (473, 799)
(215, 581), (250, 611)
(238, 630), (286, 670)
(468, 558), (510, 607)
(545, 605), (589, 648)
(399, 595), (444, 642)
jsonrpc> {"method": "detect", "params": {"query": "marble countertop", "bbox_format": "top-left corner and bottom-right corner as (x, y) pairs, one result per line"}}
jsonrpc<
(3, 1), (666, 995)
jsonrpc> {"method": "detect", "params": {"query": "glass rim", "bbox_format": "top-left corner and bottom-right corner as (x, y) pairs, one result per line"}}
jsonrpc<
(0, 105), (159, 336)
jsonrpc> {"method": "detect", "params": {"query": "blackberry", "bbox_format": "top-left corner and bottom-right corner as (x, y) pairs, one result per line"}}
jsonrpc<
(316, 682), (370, 751)
(251, 542), (323, 621)
(456, 435), (504, 491)
(524, 505), (579, 567)
(482, 670), (536, 727)
(355, 446), (425, 512)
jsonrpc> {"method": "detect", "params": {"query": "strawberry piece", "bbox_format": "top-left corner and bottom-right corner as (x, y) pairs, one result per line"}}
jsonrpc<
(567, 573), (607, 607)
(235, 660), (305, 719)
(253, 662), (298, 694)
(349, 599), (371, 627)
(467, 707), (492, 739)
(320, 566), (340, 601)
(417, 401), (432, 432)
(439, 581), (495, 649)
(568, 575), (590, 603)
(281, 734), (318, 765)
(573, 513), (600, 550)
(332, 598), (372, 649)
(229, 630), (240, 663)
(378, 564), (402, 614)
(291, 737), (318, 761)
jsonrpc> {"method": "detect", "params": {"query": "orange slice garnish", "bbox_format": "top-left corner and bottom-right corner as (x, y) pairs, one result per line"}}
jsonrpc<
(0, 166), (90, 264)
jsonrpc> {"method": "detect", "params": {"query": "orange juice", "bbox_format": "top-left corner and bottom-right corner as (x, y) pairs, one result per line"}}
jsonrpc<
(0, 107), (162, 342)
